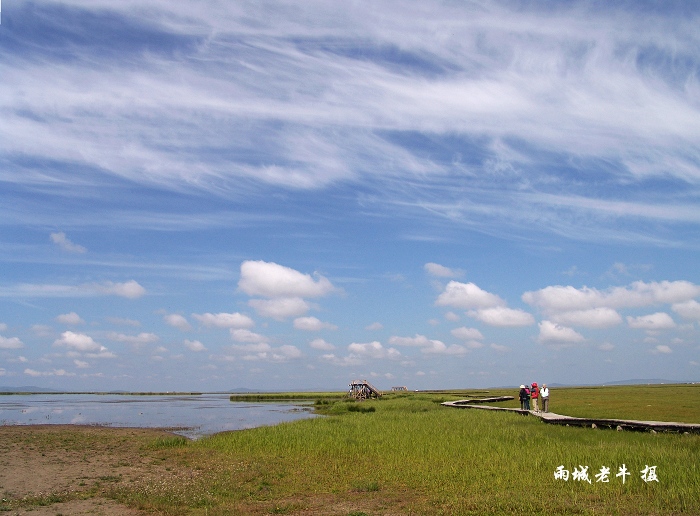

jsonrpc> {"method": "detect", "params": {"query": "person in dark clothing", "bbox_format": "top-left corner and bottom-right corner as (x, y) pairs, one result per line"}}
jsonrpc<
(519, 385), (528, 410)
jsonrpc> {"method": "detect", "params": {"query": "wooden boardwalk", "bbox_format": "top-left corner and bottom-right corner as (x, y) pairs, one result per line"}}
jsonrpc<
(441, 399), (700, 434)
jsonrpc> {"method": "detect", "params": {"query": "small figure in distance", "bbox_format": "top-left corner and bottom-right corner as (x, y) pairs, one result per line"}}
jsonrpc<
(519, 384), (527, 410)
(531, 382), (539, 412)
(540, 384), (549, 413)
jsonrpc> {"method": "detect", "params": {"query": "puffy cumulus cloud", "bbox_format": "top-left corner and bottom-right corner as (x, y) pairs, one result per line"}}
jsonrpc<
(53, 331), (102, 352)
(230, 328), (268, 343)
(231, 342), (301, 362)
(537, 321), (585, 344)
(549, 308), (622, 329)
(98, 280), (146, 299)
(309, 338), (334, 350)
(0, 335), (24, 349)
(25, 368), (75, 377)
(422, 340), (468, 355)
(387, 334), (467, 354)
(451, 327), (484, 340)
(74, 359), (89, 368)
(444, 312), (460, 322)
(424, 262), (462, 278)
(55, 312), (85, 325)
(184, 339), (207, 352)
(320, 354), (362, 367)
(490, 343), (510, 353)
(50, 232), (86, 253)
(523, 281), (700, 315)
(365, 322), (383, 330)
(654, 345), (672, 354)
(348, 341), (401, 360)
(163, 314), (192, 331)
(238, 260), (335, 299)
(627, 312), (676, 330)
(599, 342), (615, 351)
(388, 334), (433, 347)
(248, 297), (309, 320)
(106, 332), (159, 345)
(293, 316), (338, 331)
(468, 307), (535, 327)
(435, 281), (504, 309)
(672, 299), (700, 321)
(192, 312), (254, 329)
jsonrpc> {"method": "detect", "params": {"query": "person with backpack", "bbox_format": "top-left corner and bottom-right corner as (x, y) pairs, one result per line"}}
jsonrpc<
(531, 382), (539, 412)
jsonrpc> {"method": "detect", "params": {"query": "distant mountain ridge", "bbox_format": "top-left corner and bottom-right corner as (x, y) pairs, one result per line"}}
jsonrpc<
(0, 385), (61, 393)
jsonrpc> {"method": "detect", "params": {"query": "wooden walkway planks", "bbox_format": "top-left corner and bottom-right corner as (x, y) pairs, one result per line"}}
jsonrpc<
(441, 400), (700, 434)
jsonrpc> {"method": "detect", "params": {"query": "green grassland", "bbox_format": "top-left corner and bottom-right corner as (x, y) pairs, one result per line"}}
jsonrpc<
(103, 384), (700, 515)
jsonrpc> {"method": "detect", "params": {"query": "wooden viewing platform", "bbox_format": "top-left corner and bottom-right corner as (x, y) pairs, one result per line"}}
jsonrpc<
(442, 399), (700, 434)
(348, 380), (382, 400)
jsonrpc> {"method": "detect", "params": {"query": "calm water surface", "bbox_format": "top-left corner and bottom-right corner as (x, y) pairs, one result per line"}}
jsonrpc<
(0, 394), (316, 439)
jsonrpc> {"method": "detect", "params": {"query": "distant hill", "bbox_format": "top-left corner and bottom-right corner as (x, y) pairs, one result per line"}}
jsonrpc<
(0, 385), (61, 393)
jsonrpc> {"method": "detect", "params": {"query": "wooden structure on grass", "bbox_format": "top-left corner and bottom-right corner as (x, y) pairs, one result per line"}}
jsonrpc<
(348, 380), (382, 400)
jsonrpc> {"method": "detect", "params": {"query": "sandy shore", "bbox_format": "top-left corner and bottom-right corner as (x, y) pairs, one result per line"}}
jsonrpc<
(0, 425), (180, 515)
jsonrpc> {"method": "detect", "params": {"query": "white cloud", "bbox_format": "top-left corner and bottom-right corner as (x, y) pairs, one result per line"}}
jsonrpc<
(53, 331), (102, 352)
(435, 281), (505, 309)
(451, 327), (484, 340)
(184, 339), (207, 352)
(0, 323), (6, 332)
(238, 260), (335, 298)
(74, 360), (89, 368)
(50, 232), (86, 253)
(106, 332), (159, 345)
(468, 307), (535, 327)
(293, 316), (338, 331)
(0, 280), (146, 299)
(55, 312), (85, 325)
(163, 314), (192, 331)
(309, 338), (334, 350)
(248, 297), (309, 320)
(348, 341), (401, 360)
(444, 311), (460, 322)
(654, 345), (672, 354)
(100, 280), (146, 299)
(490, 343), (509, 353)
(424, 262), (462, 278)
(388, 334), (432, 347)
(0, 335), (24, 349)
(25, 368), (75, 377)
(230, 328), (268, 344)
(549, 308), (622, 329)
(365, 322), (383, 330)
(537, 321), (585, 344)
(523, 281), (700, 314)
(627, 312), (676, 330)
(599, 342), (615, 351)
(672, 299), (700, 321)
(192, 312), (255, 329)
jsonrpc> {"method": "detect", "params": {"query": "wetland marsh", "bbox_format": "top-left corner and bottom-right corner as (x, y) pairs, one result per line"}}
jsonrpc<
(1, 384), (699, 515)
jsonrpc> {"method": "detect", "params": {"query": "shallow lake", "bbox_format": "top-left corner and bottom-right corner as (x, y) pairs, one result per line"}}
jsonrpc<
(0, 393), (316, 439)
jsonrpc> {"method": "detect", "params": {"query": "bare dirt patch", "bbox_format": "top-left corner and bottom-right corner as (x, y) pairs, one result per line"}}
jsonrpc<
(0, 425), (179, 515)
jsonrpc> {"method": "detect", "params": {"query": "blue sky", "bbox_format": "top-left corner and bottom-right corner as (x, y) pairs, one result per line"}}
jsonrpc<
(1, 1), (699, 391)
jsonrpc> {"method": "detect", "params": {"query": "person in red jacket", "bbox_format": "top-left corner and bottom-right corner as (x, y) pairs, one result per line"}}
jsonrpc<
(531, 382), (539, 412)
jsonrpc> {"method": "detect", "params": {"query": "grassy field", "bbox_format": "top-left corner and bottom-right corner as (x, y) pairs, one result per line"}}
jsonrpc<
(110, 384), (700, 515)
(3, 384), (699, 515)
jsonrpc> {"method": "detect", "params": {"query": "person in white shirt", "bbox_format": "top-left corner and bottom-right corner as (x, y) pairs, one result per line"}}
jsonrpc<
(540, 384), (549, 412)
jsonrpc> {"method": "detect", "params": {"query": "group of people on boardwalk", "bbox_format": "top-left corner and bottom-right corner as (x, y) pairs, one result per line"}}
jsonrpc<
(519, 383), (549, 412)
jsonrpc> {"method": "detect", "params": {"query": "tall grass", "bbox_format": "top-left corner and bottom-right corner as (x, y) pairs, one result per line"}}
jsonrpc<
(188, 393), (700, 514)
